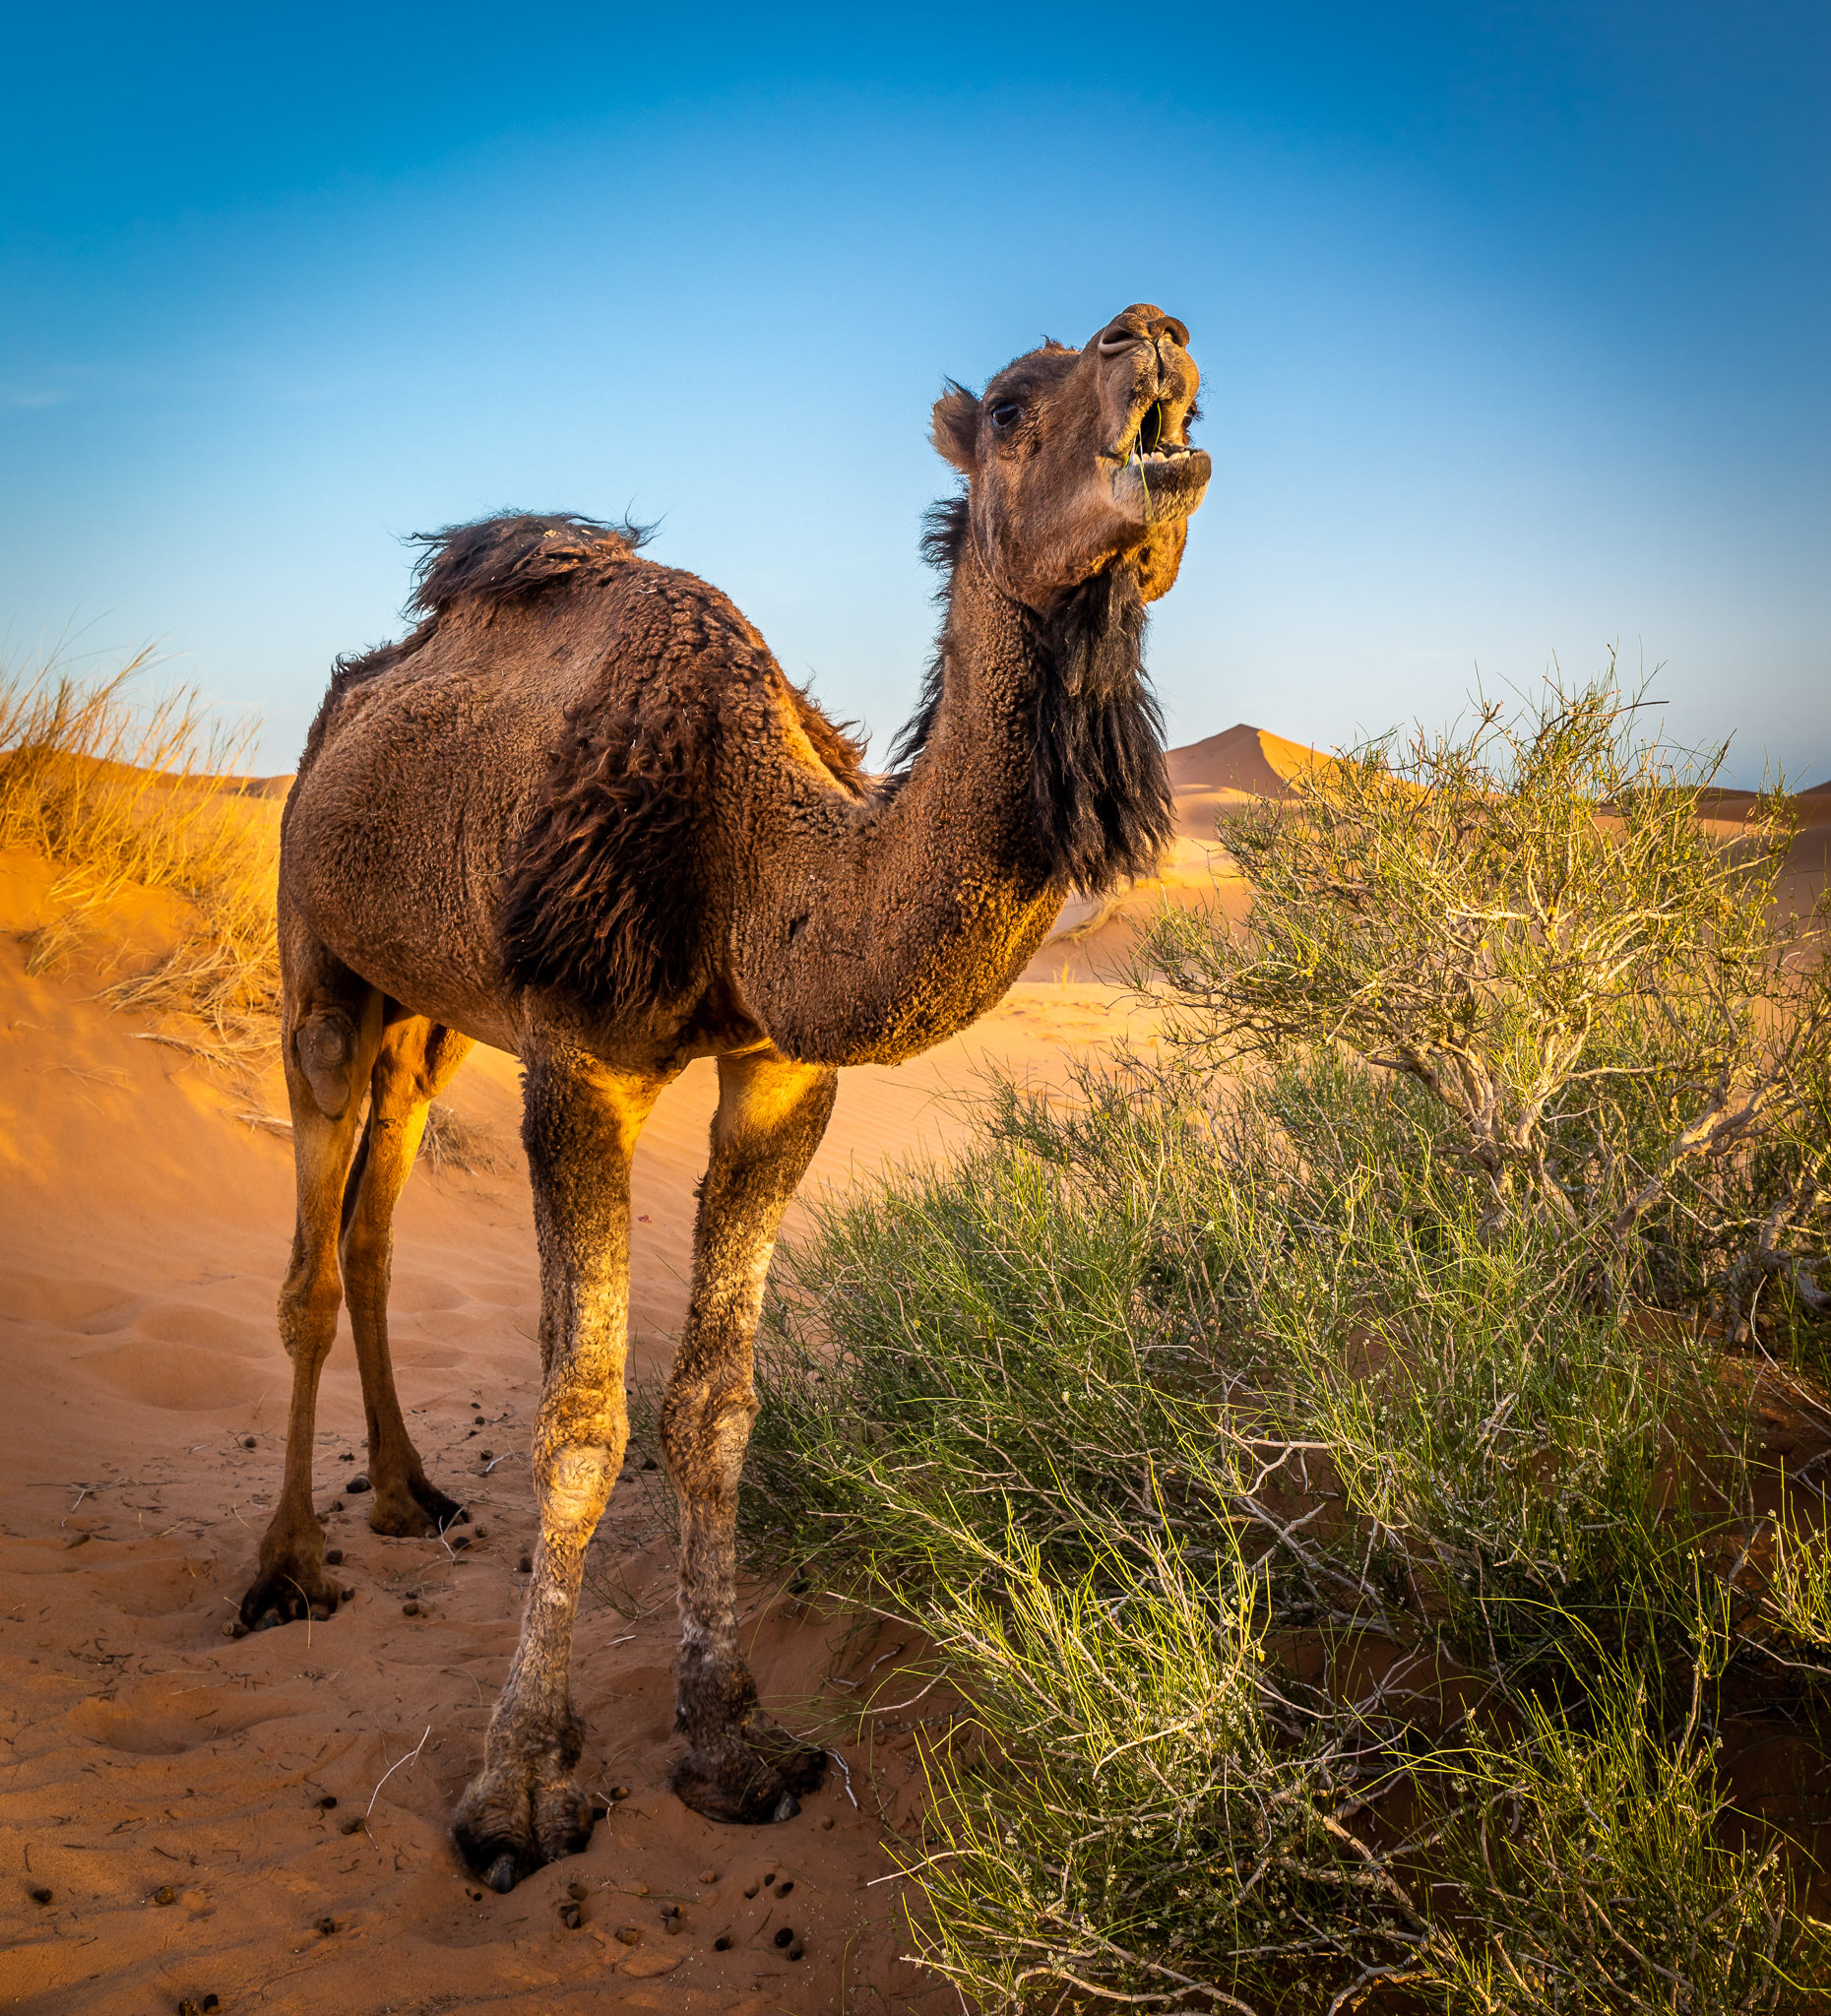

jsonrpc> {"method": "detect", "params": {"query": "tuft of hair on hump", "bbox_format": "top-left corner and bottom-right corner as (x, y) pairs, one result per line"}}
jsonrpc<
(406, 510), (655, 620)
(328, 510), (657, 697)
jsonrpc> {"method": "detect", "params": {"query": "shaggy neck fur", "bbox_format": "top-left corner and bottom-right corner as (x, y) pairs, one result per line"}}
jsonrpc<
(893, 494), (1173, 896)
(734, 500), (1174, 1065)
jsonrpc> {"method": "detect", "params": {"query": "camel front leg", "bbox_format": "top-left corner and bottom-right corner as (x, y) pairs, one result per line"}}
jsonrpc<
(454, 1047), (662, 1892)
(665, 1049), (837, 1822)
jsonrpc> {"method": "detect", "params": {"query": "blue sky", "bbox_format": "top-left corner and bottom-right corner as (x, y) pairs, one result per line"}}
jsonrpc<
(2, 2), (1825, 783)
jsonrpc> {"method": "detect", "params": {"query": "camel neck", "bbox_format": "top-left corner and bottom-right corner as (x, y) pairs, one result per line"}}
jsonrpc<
(731, 535), (1170, 1066)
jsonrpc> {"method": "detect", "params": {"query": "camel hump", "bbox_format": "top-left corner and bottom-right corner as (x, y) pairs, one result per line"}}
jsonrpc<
(406, 511), (654, 621)
(326, 511), (657, 698)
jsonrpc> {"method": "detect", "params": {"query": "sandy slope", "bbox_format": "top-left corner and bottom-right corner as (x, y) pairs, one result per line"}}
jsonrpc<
(4, 726), (1826, 2014)
(0, 850), (1146, 2016)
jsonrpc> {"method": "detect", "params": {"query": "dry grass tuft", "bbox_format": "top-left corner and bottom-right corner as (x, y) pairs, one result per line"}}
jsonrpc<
(417, 1101), (512, 1178)
(0, 649), (283, 1068)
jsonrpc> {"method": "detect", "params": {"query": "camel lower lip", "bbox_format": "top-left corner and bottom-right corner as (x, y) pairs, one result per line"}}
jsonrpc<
(1110, 447), (1211, 519)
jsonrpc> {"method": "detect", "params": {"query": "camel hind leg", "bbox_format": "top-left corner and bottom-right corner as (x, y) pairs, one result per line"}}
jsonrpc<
(340, 1014), (474, 1537)
(240, 936), (383, 1627)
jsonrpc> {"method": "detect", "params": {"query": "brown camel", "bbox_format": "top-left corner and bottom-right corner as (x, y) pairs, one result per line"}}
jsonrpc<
(239, 303), (1210, 1892)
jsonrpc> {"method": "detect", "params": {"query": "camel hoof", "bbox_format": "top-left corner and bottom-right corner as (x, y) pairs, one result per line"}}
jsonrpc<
(238, 1558), (345, 1631)
(671, 1716), (826, 1825)
(453, 1751), (594, 1890)
(366, 1475), (468, 1540)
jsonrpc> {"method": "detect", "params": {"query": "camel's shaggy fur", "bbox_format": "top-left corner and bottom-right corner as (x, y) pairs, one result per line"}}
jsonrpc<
(238, 304), (1211, 1892)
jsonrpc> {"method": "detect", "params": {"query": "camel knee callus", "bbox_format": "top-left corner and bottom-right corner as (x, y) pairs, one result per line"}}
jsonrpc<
(240, 304), (1210, 1884)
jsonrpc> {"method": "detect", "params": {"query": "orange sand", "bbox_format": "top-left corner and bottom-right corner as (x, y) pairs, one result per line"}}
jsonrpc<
(0, 850), (1148, 2015)
(4, 725), (1824, 2013)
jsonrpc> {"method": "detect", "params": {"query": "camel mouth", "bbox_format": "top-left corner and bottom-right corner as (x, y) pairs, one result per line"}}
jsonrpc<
(1109, 441), (1211, 523)
(1109, 401), (1198, 464)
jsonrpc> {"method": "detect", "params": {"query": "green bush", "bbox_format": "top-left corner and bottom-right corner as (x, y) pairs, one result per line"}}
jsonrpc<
(741, 676), (1831, 2012)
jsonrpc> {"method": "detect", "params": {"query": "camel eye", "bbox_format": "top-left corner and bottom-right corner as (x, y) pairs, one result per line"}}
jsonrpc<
(989, 402), (1022, 430)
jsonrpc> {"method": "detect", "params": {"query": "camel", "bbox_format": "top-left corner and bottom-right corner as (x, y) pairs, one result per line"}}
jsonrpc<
(238, 303), (1210, 1893)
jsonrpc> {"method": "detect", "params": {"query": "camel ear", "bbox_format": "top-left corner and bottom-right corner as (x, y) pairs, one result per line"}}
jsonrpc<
(930, 384), (979, 472)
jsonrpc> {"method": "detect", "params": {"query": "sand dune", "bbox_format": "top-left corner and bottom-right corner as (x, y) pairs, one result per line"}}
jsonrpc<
(3, 726), (1823, 2012)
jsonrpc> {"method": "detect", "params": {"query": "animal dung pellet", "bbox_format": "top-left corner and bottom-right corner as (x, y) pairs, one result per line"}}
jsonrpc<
(316, 1794), (338, 1809)
(29, 1885), (51, 1904)
(714, 1933), (733, 1950)
(220, 1621), (237, 1637)
(402, 1600), (420, 1616)
(774, 1878), (793, 1896)
(762, 1870), (776, 1886)
(789, 1942), (805, 1961)
(608, 1784), (631, 1801)
(697, 1867), (718, 1883)
(341, 1451), (354, 1461)
(449, 1534), (471, 1550)
(242, 1436), (257, 1449)
(641, 1456), (658, 1471)
(614, 1925), (642, 1945)
(316, 1915), (338, 1935)
(558, 1901), (583, 1929)
(517, 1554), (532, 1574)
(820, 1815), (835, 1830)
(664, 1916), (683, 1935)
(347, 1476), (371, 1494)
(567, 1880), (589, 1901)
(340, 1816), (363, 1835)
(742, 1882), (759, 1899)
(660, 1902), (678, 1920)
(473, 1524), (488, 1539)
(774, 1925), (794, 1948)
(152, 1885), (177, 1906)
(323, 1547), (344, 1566)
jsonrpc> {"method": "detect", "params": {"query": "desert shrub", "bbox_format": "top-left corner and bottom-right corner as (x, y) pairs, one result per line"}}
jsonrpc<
(908, 1528), (1431, 2014)
(743, 676), (1831, 2012)
(1418, 1657), (1822, 2013)
(0, 651), (280, 1054)
(1140, 672), (1831, 1329)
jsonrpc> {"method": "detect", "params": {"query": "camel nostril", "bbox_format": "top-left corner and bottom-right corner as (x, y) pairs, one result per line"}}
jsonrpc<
(1097, 331), (1138, 355)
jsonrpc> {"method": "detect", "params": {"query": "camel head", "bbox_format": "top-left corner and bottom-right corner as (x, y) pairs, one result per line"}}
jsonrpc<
(929, 303), (1210, 608)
